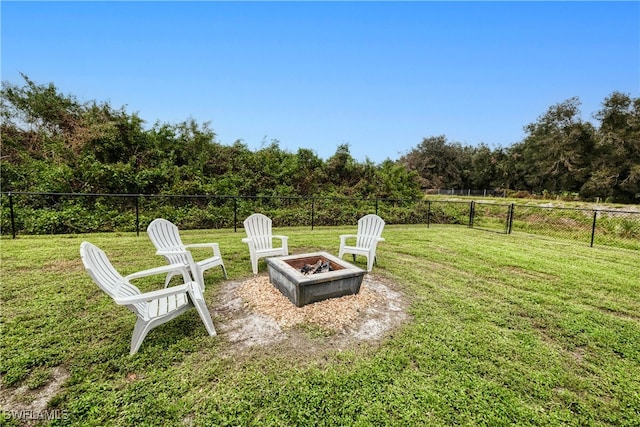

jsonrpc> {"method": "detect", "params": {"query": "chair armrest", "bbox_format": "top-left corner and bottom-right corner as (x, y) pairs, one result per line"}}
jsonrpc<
(116, 283), (192, 304)
(339, 234), (357, 244)
(184, 242), (221, 257)
(184, 242), (219, 250)
(155, 247), (190, 256)
(242, 238), (256, 252)
(274, 235), (288, 253)
(124, 264), (190, 281)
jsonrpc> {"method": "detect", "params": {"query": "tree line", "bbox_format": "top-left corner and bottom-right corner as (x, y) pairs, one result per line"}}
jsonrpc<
(400, 95), (640, 203)
(2, 74), (639, 204)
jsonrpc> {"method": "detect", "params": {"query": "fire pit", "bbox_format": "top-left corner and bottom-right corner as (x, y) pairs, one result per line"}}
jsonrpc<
(265, 252), (366, 307)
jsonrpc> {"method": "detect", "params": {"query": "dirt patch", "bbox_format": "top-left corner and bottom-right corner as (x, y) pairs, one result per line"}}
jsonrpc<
(211, 273), (409, 357)
(0, 366), (69, 426)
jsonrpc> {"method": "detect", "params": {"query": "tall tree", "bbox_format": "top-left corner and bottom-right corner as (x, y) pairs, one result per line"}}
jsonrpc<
(469, 143), (500, 189)
(374, 160), (422, 199)
(520, 97), (595, 193)
(325, 144), (362, 194)
(583, 92), (640, 202)
(292, 148), (324, 196)
(399, 135), (471, 189)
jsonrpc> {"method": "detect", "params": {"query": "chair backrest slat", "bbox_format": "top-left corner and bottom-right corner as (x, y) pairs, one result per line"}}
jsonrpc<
(147, 219), (189, 265)
(356, 214), (385, 248)
(80, 242), (145, 315)
(244, 214), (273, 250)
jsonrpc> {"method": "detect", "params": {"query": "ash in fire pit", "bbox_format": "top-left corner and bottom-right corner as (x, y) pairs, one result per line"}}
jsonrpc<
(266, 252), (366, 307)
(300, 260), (334, 275)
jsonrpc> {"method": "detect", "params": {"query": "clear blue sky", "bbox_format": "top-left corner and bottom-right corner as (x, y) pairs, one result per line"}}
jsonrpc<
(2, 1), (639, 163)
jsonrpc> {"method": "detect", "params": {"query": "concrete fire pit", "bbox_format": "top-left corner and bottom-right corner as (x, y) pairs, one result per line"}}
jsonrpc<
(265, 252), (366, 307)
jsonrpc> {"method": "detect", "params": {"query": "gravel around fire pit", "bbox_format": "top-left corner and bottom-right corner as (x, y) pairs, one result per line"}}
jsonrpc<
(236, 275), (381, 331)
(213, 273), (408, 354)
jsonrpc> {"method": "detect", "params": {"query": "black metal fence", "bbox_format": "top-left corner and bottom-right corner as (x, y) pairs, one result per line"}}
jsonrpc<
(1, 192), (638, 250)
(426, 189), (507, 197)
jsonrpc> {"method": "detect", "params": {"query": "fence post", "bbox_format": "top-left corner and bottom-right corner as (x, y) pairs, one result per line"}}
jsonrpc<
(469, 201), (475, 228)
(311, 197), (315, 230)
(507, 203), (514, 234)
(427, 200), (431, 228)
(135, 195), (140, 236)
(9, 192), (16, 239)
(590, 210), (598, 247)
(233, 197), (237, 232)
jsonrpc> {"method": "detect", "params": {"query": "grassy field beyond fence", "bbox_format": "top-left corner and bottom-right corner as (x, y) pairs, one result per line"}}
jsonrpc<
(1, 226), (639, 426)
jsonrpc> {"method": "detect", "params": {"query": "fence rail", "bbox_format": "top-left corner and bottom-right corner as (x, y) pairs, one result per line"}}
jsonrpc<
(425, 189), (507, 197)
(1, 192), (638, 250)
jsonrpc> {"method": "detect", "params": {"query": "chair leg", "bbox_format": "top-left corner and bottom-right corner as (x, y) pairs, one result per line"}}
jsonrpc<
(181, 269), (193, 287)
(194, 268), (206, 292)
(130, 320), (153, 355)
(164, 271), (179, 288)
(220, 264), (228, 279)
(251, 257), (259, 275)
(188, 284), (217, 337)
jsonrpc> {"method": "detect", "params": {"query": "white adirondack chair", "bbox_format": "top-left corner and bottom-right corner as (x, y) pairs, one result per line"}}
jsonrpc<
(338, 214), (385, 272)
(242, 213), (289, 274)
(147, 218), (227, 291)
(80, 242), (217, 355)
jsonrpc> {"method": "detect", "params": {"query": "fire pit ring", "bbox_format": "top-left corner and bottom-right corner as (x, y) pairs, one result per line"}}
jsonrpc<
(266, 252), (366, 307)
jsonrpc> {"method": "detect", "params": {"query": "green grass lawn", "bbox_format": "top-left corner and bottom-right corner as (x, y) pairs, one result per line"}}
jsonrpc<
(1, 225), (639, 426)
